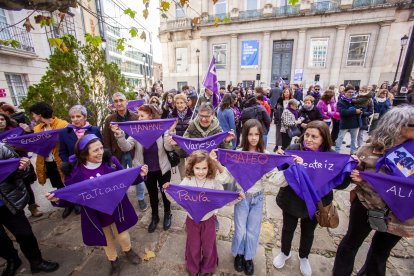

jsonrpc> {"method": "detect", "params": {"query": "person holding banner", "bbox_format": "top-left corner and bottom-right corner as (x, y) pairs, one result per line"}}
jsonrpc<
(46, 135), (148, 276)
(163, 150), (243, 276)
(333, 105), (414, 276)
(111, 104), (174, 233)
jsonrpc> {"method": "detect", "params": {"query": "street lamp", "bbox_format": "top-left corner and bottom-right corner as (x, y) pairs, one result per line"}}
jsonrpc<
(393, 34), (409, 83)
(395, 29), (414, 106)
(143, 54), (148, 92)
(196, 49), (200, 93)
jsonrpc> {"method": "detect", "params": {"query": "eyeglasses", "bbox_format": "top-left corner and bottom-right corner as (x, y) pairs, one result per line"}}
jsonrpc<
(199, 114), (212, 119)
(315, 89), (320, 91)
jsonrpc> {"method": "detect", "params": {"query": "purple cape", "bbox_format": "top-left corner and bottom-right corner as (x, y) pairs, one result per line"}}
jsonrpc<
(3, 129), (60, 157)
(115, 118), (176, 149)
(165, 184), (239, 223)
(0, 158), (20, 183)
(376, 140), (414, 179)
(0, 127), (25, 141)
(171, 131), (229, 155)
(217, 149), (294, 192)
(360, 171), (414, 221)
(52, 166), (142, 215)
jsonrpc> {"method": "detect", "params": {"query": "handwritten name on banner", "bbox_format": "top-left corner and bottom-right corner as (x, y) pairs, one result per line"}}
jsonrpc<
(52, 166), (142, 215)
(115, 118), (176, 149)
(0, 127), (25, 141)
(0, 158), (21, 183)
(360, 171), (414, 221)
(217, 149), (294, 192)
(3, 129), (60, 157)
(171, 132), (229, 155)
(165, 184), (239, 223)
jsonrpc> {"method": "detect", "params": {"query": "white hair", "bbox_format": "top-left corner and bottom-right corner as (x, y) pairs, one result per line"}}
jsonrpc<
(112, 92), (126, 101)
(69, 105), (87, 117)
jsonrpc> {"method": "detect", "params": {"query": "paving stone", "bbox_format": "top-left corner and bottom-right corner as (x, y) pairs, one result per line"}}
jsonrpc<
(119, 260), (156, 275)
(217, 216), (232, 237)
(388, 256), (414, 275)
(158, 233), (186, 265)
(42, 219), (86, 250)
(129, 227), (160, 254)
(158, 268), (187, 276)
(260, 221), (276, 245)
(218, 204), (234, 218)
(170, 209), (187, 230)
(265, 195), (282, 220)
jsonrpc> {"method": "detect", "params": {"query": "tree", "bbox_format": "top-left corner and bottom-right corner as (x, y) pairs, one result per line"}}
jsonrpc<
(20, 34), (129, 128)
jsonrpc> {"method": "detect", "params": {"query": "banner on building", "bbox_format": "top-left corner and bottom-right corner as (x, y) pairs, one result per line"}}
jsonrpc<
(293, 69), (304, 82)
(241, 40), (259, 68)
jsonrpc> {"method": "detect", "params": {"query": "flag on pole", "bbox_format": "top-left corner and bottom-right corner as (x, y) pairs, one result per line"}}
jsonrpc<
(203, 57), (220, 108)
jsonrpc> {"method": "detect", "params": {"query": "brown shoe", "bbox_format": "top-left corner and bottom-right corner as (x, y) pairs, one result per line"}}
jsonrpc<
(28, 204), (43, 217)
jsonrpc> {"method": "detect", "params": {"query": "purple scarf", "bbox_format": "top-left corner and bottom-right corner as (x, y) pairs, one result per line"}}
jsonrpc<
(311, 91), (321, 98)
(0, 127), (25, 141)
(0, 158), (20, 183)
(340, 94), (353, 104)
(287, 107), (299, 119)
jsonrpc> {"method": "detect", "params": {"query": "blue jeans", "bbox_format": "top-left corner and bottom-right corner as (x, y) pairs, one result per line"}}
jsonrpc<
(263, 135), (268, 148)
(121, 153), (145, 201)
(335, 128), (359, 154)
(231, 192), (264, 260)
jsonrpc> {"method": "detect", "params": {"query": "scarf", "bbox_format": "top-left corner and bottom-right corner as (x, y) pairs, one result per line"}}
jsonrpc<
(340, 94), (353, 104)
(311, 91), (321, 98)
(287, 107), (299, 119)
(303, 104), (314, 111)
(375, 96), (387, 103)
(68, 122), (92, 139)
(177, 107), (188, 121)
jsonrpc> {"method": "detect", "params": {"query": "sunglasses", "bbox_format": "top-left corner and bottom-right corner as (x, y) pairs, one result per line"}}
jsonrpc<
(407, 124), (414, 128)
(315, 89), (320, 91)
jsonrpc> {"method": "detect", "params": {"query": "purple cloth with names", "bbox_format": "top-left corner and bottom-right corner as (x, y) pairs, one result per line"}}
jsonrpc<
(165, 184), (239, 223)
(171, 131), (229, 155)
(0, 158), (20, 183)
(52, 166), (142, 215)
(360, 171), (414, 222)
(203, 57), (220, 108)
(376, 140), (414, 179)
(0, 127), (25, 141)
(115, 118), (176, 149)
(284, 151), (357, 218)
(217, 149), (294, 192)
(3, 129), (60, 157)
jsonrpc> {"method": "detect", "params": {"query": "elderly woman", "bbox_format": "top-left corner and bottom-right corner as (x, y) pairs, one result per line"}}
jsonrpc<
(280, 99), (303, 150)
(274, 121), (350, 276)
(333, 105), (414, 276)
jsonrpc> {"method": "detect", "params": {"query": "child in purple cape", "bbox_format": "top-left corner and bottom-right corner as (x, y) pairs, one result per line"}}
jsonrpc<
(46, 134), (148, 276)
(163, 150), (244, 276)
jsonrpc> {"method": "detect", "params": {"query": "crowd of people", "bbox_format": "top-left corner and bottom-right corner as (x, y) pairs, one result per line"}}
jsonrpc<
(0, 78), (413, 276)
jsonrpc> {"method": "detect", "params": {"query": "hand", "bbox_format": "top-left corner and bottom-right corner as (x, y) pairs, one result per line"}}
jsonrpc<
(351, 155), (361, 166)
(110, 124), (122, 135)
(19, 123), (31, 132)
(292, 155), (303, 164)
(168, 136), (178, 146)
(276, 149), (285, 155)
(350, 169), (363, 183)
(300, 123), (307, 128)
(18, 157), (30, 170)
(209, 149), (218, 161)
(162, 182), (170, 190)
(238, 192), (245, 200)
(225, 130), (236, 142)
(45, 192), (59, 202)
(355, 109), (362, 114)
(140, 165), (148, 177)
(169, 120), (178, 133)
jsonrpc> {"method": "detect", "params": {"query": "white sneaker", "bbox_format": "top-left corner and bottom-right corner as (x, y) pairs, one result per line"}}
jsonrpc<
(273, 252), (291, 269)
(299, 256), (312, 276)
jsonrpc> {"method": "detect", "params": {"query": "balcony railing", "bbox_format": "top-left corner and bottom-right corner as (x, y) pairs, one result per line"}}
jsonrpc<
(273, 5), (301, 16)
(239, 9), (263, 19)
(159, 18), (192, 32)
(0, 22), (35, 53)
(311, 1), (340, 13)
(208, 13), (228, 22)
(353, 0), (386, 8)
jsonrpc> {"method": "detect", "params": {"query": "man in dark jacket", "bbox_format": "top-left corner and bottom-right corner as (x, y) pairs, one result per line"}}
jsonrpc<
(269, 82), (282, 114)
(0, 143), (59, 276)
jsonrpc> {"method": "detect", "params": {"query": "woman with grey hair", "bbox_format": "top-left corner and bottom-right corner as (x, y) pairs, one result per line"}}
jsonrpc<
(280, 99), (304, 149)
(58, 105), (103, 218)
(333, 105), (414, 276)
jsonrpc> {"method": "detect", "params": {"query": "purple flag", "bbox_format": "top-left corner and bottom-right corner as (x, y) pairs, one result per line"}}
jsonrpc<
(376, 140), (414, 179)
(360, 171), (414, 222)
(114, 118), (176, 149)
(203, 57), (219, 108)
(171, 132), (229, 155)
(0, 127), (25, 141)
(127, 99), (145, 113)
(284, 151), (357, 218)
(217, 149), (294, 192)
(52, 166), (142, 215)
(0, 158), (20, 183)
(3, 129), (60, 157)
(165, 184), (239, 223)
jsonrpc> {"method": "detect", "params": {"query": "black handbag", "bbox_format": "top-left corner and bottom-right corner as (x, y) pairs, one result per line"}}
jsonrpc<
(165, 150), (180, 167)
(287, 125), (301, 138)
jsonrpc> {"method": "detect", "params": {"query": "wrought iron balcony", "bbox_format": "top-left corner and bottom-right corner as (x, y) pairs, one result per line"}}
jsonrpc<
(159, 18), (193, 32)
(273, 5), (301, 16)
(353, 0), (385, 8)
(207, 13), (228, 22)
(0, 22), (35, 53)
(311, 1), (340, 13)
(239, 9), (263, 19)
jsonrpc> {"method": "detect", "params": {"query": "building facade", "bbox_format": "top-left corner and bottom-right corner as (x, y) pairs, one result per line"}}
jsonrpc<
(159, 0), (413, 90)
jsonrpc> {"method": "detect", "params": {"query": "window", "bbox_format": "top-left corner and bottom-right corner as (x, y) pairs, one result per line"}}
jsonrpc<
(309, 38), (328, 68)
(347, 35), (369, 66)
(5, 73), (27, 106)
(176, 4), (185, 18)
(0, 9), (11, 40)
(177, 82), (188, 92)
(215, 0), (227, 15)
(107, 36), (121, 54)
(218, 81), (226, 88)
(246, 0), (258, 10)
(212, 44), (227, 69)
(176, 47), (187, 72)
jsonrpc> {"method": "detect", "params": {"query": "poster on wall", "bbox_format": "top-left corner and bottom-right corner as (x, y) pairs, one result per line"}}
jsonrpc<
(293, 69), (304, 82)
(241, 40), (259, 68)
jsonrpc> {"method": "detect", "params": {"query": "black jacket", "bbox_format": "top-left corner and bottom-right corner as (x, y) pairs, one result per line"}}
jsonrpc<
(240, 103), (271, 134)
(299, 106), (323, 124)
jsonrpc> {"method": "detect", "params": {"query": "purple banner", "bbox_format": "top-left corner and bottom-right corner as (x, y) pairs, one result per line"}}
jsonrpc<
(0, 127), (25, 141)
(171, 132), (229, 155)
(217, 149), (294, 192)
(0, 158), (20, 183)
(112, 99), (145, 113)
(115, 118), (176, 149)
(203, 57), (219, 108)
(52, 166), (142, 215)
(361, 171), (414, 222)
(3, 129), (60, 157)
(284, 151), (357, 218)
(376, 140), (414, 179)
(165, 184), (239, 223)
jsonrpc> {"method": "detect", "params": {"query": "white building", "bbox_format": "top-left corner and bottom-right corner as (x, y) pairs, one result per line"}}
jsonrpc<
(159, 0), (413, 91)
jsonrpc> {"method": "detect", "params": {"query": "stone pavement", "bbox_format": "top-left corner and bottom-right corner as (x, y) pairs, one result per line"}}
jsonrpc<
(2, 125), (414, 276)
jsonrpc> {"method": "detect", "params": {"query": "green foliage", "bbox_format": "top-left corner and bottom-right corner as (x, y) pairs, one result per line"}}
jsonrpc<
(289, 0), (300, 7)
(124, 8), (137, 18)
(0, 39), (21, 48)
(20, 34), (128, 129)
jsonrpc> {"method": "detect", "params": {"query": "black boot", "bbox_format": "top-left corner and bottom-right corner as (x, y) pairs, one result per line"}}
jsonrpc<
(62, 206), (73, 218)
(30, 259), (59, 273)
(124, 249), (140, 265)
(74, 205), (81, 215)
(163, 211), (172, 231)
(234, 254), (244, 272)
(148, 215), (160, 233)
(109, 258), (121, 276)
(2, 257), (21, 276)
(244, 259), (254, 275)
